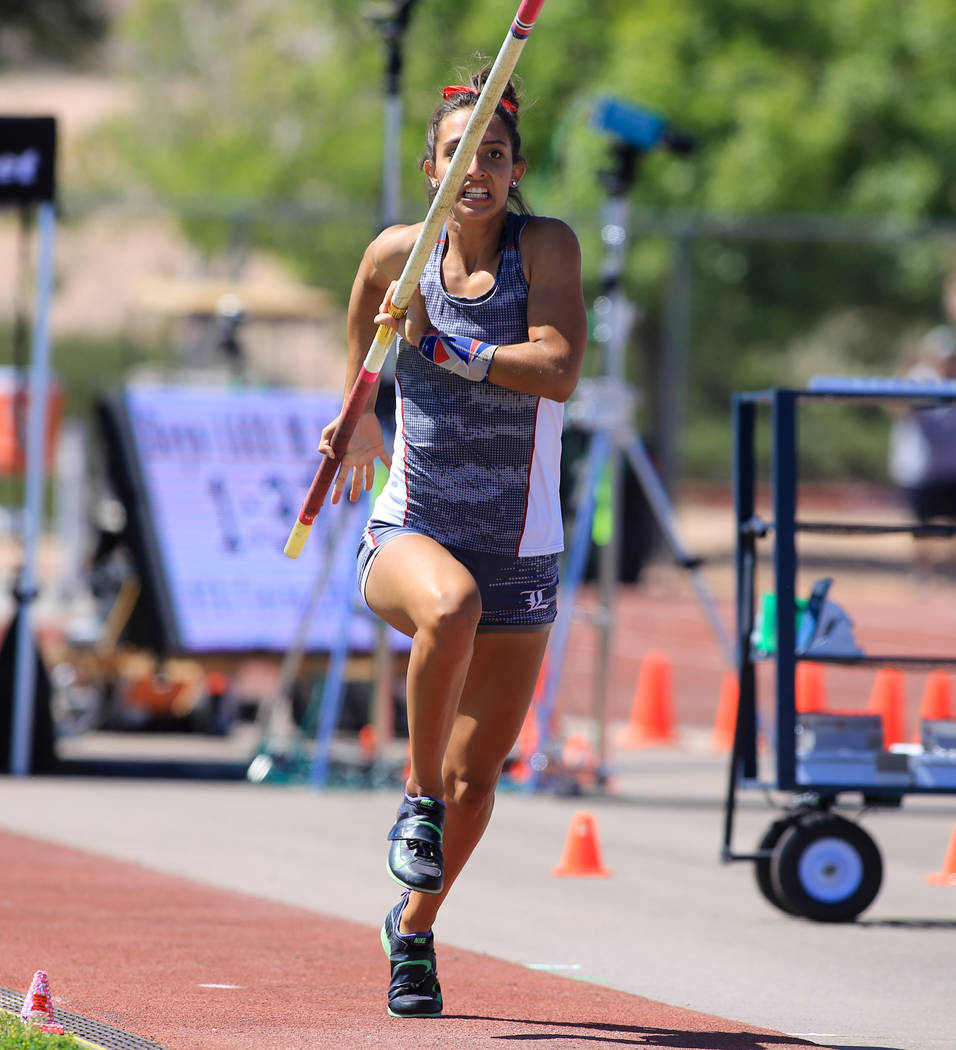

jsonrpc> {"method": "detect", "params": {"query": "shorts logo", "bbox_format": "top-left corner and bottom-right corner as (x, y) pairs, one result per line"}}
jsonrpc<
(521, 588), (554, 612)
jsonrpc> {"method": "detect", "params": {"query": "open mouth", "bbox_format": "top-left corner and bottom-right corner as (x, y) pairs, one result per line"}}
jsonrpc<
(461, 187), (491, 201)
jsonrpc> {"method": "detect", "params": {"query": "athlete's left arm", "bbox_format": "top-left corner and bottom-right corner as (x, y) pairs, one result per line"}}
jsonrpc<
(486, 217), (587, 402)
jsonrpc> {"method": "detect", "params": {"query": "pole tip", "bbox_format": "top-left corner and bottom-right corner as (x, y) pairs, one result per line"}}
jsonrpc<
(283, 520), (312, 559)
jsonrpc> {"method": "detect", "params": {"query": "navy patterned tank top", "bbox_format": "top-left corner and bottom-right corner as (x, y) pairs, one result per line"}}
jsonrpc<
(371, 212), (565, 556)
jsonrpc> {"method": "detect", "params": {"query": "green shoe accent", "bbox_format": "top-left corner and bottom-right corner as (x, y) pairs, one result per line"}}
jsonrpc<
(381, 893), (443, 1017)
(387, 794), (445, 895)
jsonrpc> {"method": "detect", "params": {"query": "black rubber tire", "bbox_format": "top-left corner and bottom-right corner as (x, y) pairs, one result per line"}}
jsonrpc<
(770, 812), (882, 922)
(754, 814), (805, 915)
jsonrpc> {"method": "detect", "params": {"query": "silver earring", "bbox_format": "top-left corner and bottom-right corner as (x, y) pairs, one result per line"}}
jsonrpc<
(511, 180), (518, 187)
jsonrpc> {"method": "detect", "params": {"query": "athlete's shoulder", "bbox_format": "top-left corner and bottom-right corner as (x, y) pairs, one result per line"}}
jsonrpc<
(364, 222), (427, 282)
(519, 215), (580, 252)
(519, 216), (582, 277)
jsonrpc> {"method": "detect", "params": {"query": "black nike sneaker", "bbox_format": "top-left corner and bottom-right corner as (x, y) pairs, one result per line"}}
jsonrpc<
(381, 892), (443, 1018)
(386, 794), (445, 894)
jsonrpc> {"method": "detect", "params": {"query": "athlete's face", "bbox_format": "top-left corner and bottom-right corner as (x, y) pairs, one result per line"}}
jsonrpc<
(425, 109), (525, 218)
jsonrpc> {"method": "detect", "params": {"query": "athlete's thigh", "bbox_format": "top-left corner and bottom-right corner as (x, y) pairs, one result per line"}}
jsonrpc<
(445, 630), (550, 779)
(364, 531), (480, 638)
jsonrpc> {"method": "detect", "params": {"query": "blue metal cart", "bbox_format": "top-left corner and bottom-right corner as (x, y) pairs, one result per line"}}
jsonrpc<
(722, 378), (956, 921)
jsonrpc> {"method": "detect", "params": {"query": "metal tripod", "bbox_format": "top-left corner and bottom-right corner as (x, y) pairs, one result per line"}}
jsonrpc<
(530, 139), (734, 791)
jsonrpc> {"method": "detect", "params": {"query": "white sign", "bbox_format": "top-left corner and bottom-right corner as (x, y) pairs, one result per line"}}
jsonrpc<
(121, 383), (403, 654)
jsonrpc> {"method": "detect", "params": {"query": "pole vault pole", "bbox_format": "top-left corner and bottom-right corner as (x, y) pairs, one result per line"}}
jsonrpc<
(284, 0), (549, 558)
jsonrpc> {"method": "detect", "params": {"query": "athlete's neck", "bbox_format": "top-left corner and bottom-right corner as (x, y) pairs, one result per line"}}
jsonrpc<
(441, 213), (507, 297)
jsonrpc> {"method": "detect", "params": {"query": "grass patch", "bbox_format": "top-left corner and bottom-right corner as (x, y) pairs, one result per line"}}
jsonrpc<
(0, 1011), (88, 1050)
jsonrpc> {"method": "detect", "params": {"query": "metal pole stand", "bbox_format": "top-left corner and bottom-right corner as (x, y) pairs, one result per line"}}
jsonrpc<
(369, 0), (421, 231)
(2, 116), (58, 776)
(528, 126), (732, 793)
(365, 2), (420, 781)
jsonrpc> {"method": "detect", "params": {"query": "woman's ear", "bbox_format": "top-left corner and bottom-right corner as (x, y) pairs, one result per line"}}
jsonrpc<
(511, 159), (527, 186)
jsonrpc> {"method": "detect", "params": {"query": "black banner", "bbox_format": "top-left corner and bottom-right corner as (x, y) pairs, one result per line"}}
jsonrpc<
(0, 116), (56, 205)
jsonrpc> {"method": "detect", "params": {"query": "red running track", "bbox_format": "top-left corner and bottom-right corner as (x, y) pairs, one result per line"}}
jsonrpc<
(0, 830), (835, 1050)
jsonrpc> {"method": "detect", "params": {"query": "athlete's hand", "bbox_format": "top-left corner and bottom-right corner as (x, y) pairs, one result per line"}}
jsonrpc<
(375, 281), (431, 348)
(318, 411), (392, 505)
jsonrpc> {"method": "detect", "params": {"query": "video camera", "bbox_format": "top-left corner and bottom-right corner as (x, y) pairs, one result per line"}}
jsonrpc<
(592, 97), (696, 155)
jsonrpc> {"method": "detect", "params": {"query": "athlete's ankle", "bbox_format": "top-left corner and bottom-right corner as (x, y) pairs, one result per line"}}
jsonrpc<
(404, 781), (444, 803)
(399, 903), (436, 937)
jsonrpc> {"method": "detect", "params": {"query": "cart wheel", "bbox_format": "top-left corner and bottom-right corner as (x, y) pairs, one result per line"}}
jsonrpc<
(754, 814), (805, 915)
(770, 813), (882, 922)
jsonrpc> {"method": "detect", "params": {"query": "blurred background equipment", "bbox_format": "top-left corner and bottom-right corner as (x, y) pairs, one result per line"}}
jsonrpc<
(366, 0), (423, 430)
(0, 115), (58, 776)
(888, 324), (956, 568)
(4, 2), (956, 790)
(534, 98), (730, 790)
(367, 0), (422, 231)
(724, 380), (956, 922)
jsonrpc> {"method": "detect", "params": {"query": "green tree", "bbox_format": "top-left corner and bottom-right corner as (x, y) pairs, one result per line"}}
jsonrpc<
(103, 0), (956, 479)
(107, 0), (617, 296)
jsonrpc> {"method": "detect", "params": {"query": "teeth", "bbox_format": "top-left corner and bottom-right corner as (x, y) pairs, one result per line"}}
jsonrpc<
(463, 189), (489, 199)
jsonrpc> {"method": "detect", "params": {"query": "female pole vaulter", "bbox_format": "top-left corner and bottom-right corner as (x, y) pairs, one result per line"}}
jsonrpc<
(319, 67), (586, 1017)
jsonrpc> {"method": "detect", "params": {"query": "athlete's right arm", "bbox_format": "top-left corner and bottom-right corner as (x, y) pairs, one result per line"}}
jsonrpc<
(319, 225), (420, 504)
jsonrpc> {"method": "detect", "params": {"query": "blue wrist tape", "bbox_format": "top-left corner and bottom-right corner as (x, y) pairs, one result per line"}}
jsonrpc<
(418, 329), (497, 383)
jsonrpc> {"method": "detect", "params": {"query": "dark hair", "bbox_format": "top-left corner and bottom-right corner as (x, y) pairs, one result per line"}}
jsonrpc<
(421, 66), (531, 215)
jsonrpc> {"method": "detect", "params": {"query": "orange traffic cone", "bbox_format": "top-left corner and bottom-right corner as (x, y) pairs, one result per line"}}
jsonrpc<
(20, 970), (65, 1035)
(623, 652), (677, 748)
(926, 823), (956, 887)
(552, 811), (611, 877)
(916, 670), (954, 733)
(710, 672), (739, 752)
(795, 662), (828, 713)
(357, 723), (377, 759)
(868, 668), (907, 749)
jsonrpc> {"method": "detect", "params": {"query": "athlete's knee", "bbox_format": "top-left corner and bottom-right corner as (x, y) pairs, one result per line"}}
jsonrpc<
(444, 767), (497, 821)
(421, 581), (481, 641)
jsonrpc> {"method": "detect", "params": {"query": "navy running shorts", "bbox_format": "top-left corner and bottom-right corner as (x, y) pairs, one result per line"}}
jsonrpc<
(356, 520), (559, 632)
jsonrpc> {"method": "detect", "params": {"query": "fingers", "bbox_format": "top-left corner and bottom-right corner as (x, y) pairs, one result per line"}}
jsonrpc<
(378, 280), (398, 313)
(318, 423), (336, 459)
(374, 310), (400, 333)
(320, 413), (388, 504)
(374, 281), (432, 343)
(329, 463), (348, 505)
(352, 463), (370, 502)
(329, 462), (377, 505)
(376, 281), (401, 329)
(329, 466), (361, 504)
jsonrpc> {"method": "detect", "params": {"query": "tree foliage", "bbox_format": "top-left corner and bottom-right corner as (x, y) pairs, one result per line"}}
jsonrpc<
(110, 0), (956, 250)
(102, 0), (956, 478)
